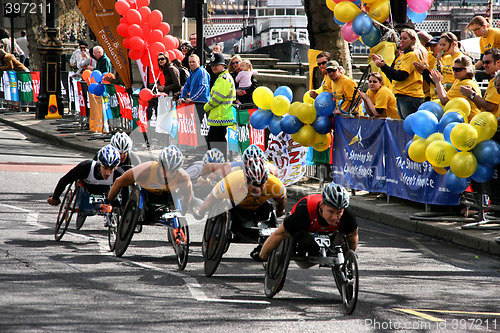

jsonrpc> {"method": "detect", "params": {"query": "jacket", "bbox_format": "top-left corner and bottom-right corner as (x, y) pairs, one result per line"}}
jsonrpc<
(180, 66), (210, 103)
(204, 69), (236, 126)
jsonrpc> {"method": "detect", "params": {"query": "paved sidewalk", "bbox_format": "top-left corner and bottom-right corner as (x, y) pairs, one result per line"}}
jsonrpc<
(1, 110), (499, 256)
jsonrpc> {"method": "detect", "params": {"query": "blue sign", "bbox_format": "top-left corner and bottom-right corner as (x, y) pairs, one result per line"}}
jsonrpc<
(8, 71), (19, 102)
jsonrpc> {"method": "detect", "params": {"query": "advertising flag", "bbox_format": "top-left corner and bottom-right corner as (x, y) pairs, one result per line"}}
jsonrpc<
(17, 72), (33, 102)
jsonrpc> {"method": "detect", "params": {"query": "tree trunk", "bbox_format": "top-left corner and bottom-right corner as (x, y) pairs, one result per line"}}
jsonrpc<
(304, 0), (351, 77)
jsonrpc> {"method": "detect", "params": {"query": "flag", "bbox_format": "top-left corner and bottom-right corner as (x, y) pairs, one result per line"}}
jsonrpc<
(8, 71), (19, 102)
(176, 103), (198, 146)
(3, 72), (11, 101)
(17, 72), (33, 102)
(89, 95), (104, 132)
(30, 72), (40, 102)
(266, 132), (308, 186)
(105, 84), (121, 118)
(116, 85), (132, 120)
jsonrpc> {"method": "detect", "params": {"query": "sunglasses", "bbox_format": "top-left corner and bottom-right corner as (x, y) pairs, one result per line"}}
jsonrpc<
(232, 61), (240, 64)
(247, 180), (264, 187)
(317, 60), (328, 66)
(326, 68), (337, 73)
(483, 60), (494, 65)
(452, 67), (465, 72)
(80, 47), (86, 50)
(158, 57), (166, 61)
(181, 46), (189, 50)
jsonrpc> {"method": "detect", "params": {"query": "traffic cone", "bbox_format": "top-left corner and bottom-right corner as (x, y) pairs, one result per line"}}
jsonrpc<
(45, 94), (61, 119)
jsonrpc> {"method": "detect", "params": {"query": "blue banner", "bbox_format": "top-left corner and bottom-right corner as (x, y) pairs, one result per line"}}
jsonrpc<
(331, 116), (460, 205)
(8, 71), (19, 102)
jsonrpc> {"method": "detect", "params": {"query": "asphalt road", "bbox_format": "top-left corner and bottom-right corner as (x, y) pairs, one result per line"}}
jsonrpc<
(1, 123), (499, 332)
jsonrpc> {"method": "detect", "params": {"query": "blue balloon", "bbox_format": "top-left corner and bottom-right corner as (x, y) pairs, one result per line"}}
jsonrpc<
(403, 140), (412, 159)
(280, 115), (303, 134)
(314, 92), (335, 117)
(472, 140), (500, 167)
(438, 111), (464, 132)
(411, 110), (438, 138)
(443, 122), (459, 144)
(361, 25), (381, 48)
(472, 163), (495, 183)
(91, 70), (102, 84)
(403, 113), (415, 136)
(312, 116), (332, 134)
(93, 84), (105, 96)
(250, 109), (273, 130)
(418, 101), (444, 121)
(352, 12), (373, 36)
(445, 170), (470, 194)
(269, 115), (283, 136)
(353, 0), (361, 6)
(88, 83), (97, 94)
(407, 7), (427, 24)
(274, 86), (293, 102)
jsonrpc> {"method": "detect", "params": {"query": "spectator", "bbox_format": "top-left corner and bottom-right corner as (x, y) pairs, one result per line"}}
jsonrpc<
(90, 46), (112, 73)
(460, 48), (500, 117)
(234, 59), (258, 104)
(211, 43), (222, 53)
(439, 32), (464, 91)
(172, 58), (190, 87)
(204, 52), (236, 158)
(431, 55), (481, 121)
(358, 72), (398, 118)
(324, 60), (362, 115)
(309, 51), (332, 99)
(180, 41), (194, 68)
(76, 48), (97, 76)
(466, 16), (500, 70)
(69, 40), (88, 70)
(372, 28), (427, 119)
(0, 28), (24, 61)
(179, 54), (210, 125)
(228, 55), (242, 81)
(16, 30), (29, 67)
(156, 52), (181, 98)
(0, 49), (27, 72)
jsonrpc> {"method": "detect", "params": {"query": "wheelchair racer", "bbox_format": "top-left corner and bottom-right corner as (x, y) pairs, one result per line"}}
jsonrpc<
(109, 132), (141, 171)
(107, 145), (193, 215)
(47, 145), (127, 224)
(254, 183), (358, 262)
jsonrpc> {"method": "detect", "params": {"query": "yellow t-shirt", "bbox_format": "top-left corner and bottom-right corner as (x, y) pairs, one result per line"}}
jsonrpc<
(483, 78), (500, 117)
(424, 52), (438, 100)
(447, 78), (481, 121)
(441, 51), (464, 87)
(213, 170), (286, 210)
(328, 74), (362, 114)
(480, 28), (500, 54)
(136, 161), (174, 195)
(367, 85), (399, 119)
(392, 51), (424, 98)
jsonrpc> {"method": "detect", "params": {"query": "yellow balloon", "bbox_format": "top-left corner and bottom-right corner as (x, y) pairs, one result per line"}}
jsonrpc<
(413, 134), (422, 141)
(291, 132), (300, 144)
(368, 0), (390, 23)
(289, 101), (302, 117)
(334, 1), (361, 23)
(450, 123), (478, 151)
(252, 86), (274, 110)
(303, 90), (315, 104)
(433, 166), (448, 175)
(445, 97), (471, 118)
(425, 140), (457, 168)
(408, 138), (427, 163)
(364, 0), (382, 3)
(271, 95), (290, 116)
(425, 132), (444, 147)
(325, 0), (336, 12)
(313, 132), (332, 151)
(295, 124), (317, 147)
(297, 103), (317, 124)
(450, 151), (477, 178)
(470, 112), (497, 142)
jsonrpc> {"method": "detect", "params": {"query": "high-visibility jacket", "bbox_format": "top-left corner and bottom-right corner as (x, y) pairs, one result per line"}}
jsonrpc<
(204, 69), (236, 126)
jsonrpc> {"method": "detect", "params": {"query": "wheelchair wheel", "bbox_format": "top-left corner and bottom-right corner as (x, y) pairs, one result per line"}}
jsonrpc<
(264, 237), (293, 298)
(339, 250), (359, 314)
(107, 207), (121, 252)
(75, 213), (86, 230)
(55, 183), (79, 241)
(202, 211), (230, 277)
(168, 217), (190, 270)
(114, 187), (140, 257)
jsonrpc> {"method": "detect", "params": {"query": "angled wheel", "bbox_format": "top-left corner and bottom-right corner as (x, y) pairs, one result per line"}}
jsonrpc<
(168, 217), (190, 270)
(202, 211), (230, 277)
(55, 183), (79, 241)
(340, 250), (359, 314)
(264, 237), (294, 298)
(75, 213), (86, 230)
(107, 207), (121, 252)
(114, 187), (140, 257)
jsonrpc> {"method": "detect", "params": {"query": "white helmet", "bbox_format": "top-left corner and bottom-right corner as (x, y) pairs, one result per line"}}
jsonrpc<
(97, 144), (120, 168)
(322, 183), (350, 210)
(203, 148), (225, 165)
(159, 145), (184, 172)
(110, 132), (132, 153)
(245, 157), (269, 186)
(242, 144), (265, 163)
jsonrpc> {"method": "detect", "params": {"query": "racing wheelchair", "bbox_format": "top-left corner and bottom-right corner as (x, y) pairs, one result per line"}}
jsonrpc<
(114, 185), (189, 270)
(54, 181), (121, 251)
(264, 230), (359, 314)
(202, 200), (278, 277)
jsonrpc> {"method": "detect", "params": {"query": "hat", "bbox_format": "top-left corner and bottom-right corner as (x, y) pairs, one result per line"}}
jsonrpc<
(326, 60), (339, 70)
(209, 52), (225, 66)
(426, 36), (440, 47)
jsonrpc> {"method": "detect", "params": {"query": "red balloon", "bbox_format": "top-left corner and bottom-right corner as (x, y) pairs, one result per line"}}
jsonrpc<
(172, 48), (184, 61)
(148, 41), (166, 58)
(128, 24), (144, 38)
(130, 36), (146, 50)
(167, 50), (176, 62)
(158, 22), (171, 35)
(139, 88), (154, 102)
(115, 0), (130, 16)
(116, 23), (130, 38)
(126, 0), (137, 9)
(127, 9), (142, 25)
(148, 10), (163, 28)
(148, 29), (163, 44)
(129, 48), (144, 60)
(136, 0), (150, 8)
(162, 35), (177, 50)
(142, 23), (152, 39)
(122, 37), (131, 49)
(120, 16), (129, 24)
(138, 6), (151, 22)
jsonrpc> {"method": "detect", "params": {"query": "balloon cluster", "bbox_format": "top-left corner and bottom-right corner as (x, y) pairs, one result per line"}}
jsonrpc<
(250, 86), (334, 152)
(403, 98), (500, 193)
(115, 0), (181, 67)
(81, 69), (115, 96)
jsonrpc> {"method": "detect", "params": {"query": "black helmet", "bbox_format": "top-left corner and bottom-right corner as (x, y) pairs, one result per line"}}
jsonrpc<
(209, 52), (226, 66)
(322, 183), (349, 210)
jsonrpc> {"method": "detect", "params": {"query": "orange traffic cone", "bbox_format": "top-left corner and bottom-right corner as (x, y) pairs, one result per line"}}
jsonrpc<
(45, 94), (61, 119)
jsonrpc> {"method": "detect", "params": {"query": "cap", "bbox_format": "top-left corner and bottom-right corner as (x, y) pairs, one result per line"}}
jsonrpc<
(209, 52), (225, 66)
(326, 60), (339, 70)
(426, 36), (440, 47)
